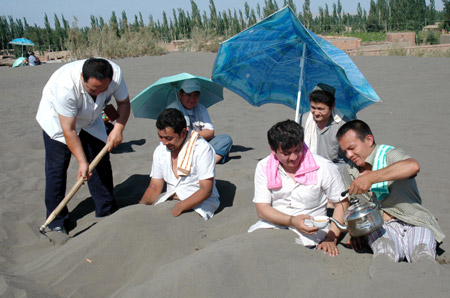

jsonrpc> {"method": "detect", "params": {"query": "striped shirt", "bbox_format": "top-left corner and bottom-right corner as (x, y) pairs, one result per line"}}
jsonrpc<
(341, 144), (445, 242)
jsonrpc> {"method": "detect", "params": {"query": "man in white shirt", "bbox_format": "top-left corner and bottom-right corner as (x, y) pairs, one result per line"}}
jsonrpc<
(167, 79), (233, 164)
(139, 109), (220, 220)
(36, 58), (130, 233)
(249, 120), (349, 256)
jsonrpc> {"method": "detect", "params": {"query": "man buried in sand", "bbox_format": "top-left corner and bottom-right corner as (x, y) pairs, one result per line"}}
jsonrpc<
(248, 120), (349, 257)
(337, 120), (445, 262)
(139, 108), (220, 220)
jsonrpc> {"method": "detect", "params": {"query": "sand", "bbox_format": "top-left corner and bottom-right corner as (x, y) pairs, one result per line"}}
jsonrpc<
(1, 53), (449, 297)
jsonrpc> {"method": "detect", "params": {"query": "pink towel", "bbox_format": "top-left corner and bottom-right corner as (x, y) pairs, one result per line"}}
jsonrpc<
(264, 143), (319, 189)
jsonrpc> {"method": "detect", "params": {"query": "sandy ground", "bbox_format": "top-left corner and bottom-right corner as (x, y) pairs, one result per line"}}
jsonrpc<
(0, 52), (449, 297)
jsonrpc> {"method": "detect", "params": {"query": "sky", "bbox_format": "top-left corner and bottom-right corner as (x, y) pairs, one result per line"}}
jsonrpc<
(2, 0), (444, 28)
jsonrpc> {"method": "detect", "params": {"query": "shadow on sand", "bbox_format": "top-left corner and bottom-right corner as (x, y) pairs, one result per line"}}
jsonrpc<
(111, 138), (146, 154)
(228, 144), (253, 161)
(68, 174), (236, 232)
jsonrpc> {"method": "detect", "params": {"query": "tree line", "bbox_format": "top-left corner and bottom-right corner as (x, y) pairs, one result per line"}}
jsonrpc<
(1, 0), (449, 58)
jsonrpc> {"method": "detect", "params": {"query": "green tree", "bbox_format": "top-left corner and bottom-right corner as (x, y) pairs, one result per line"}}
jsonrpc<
(324, 4), (331, 32)
(443, 0), (450, 31)
(162, 11), (170, 41)
(427, 0), (437, 25)
(244, 2), (251, 27)
(54, 14), (65, 50)
(337, 0), (343, 32)
(303, 0), (312, 29)
(172, 9), (179, 39)
(120, 10), (129, 34)
(367, 0), (381, 32)
(99, 17), (105, 31)
(263, 0), (278, 17)
(426, 30), (439, 44)
(209, 0), (218, 32)
(249, 8), (257, 26)
(0, 16), (12, 50)
(133, 15), (140, 32)
(109, 11), (120, 37)
(284, 0), (296, 14)
(356, 2), (364, 31)
(43, 14), (53, 51)
(191, 0), (202, 29)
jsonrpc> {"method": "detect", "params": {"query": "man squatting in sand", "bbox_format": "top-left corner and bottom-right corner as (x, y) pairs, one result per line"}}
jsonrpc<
(337, 120), (445, 262)
(139, 108), (220, 220)
(248, 120), (349, 257)
(167, 79), (233, 164)
(36, 58), (131, 234)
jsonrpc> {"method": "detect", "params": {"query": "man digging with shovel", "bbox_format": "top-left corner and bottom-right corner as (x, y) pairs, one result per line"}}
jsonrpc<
(36, 58), (130, 236)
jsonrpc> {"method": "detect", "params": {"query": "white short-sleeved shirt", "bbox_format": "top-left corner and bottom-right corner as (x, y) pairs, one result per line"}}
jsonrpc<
(166, 100), (214, 131)
(249, 154), (345, 246)
(151, 136), (220, 220)
(36, 59), (129, 144)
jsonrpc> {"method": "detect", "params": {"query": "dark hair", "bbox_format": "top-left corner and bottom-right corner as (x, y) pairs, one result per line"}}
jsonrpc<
(156, 108), (187, 135)
(82, 58), (114, 82)
(336, 119), (375, 143)
(309, 90), (335, 108)
(267, 120), (304, 151)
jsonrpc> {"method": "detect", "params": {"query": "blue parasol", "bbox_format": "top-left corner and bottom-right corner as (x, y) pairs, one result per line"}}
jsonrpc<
(9, 38), (35, 57)
(212, 6), (380, 121)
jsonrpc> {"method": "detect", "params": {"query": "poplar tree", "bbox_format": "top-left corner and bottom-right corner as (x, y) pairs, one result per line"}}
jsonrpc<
(303, 0), (312, 29)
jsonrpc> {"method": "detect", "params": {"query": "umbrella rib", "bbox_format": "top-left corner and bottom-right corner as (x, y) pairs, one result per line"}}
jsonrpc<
(255, 41), (304, 102)
(228, 38), (302, 66)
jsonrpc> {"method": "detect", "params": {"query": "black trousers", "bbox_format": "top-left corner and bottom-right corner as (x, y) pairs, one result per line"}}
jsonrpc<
(43, 130), (115, 229)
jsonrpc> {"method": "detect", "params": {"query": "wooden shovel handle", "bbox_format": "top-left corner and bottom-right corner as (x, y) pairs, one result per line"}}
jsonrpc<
(39, 142), (111, 232)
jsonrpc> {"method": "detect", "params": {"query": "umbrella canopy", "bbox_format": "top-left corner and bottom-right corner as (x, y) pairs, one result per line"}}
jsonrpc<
(131, 73), (224, 119)
(9, 38), (35, 46)
(211, 6), (380, 120)
(9, 38), (35, 57)
(12, 57), (27, 68)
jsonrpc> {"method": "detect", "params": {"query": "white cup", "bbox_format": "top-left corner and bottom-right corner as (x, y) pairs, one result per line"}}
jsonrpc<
(312, 216), (329, 229)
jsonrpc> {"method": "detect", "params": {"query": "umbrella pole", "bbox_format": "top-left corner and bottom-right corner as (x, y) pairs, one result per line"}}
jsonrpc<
(295, 43), (307, 123)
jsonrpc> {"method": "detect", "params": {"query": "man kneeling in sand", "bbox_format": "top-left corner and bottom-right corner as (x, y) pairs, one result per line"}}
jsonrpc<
(139, 108), (220, 220)
(337, 120), (445, 262)
(248, 120), (349, 257)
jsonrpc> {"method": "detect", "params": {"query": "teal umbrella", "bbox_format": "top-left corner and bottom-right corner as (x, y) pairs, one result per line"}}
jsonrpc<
(9, 38), (35, 57)
(12, 57), (27, 68)
(212, 6), (380, 121)
(131, 73), (224, 119)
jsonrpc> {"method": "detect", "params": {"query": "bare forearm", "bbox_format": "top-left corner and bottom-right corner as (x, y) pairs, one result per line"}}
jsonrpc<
(328, 199), (349, 241)
(198, 129), (214, 141)
(63, 129), (87, 164)
(175, 188), (212, 213)
(350, 158), (420, 195)
(368, 158), (419, 184)
(255, 203), (318, 234)
(107, 98), (130, 150)
(139, 181), (163, 205)
(256, 204), (292, 226)
(58, 114), (86, 163)
(114, 98), (130, 129)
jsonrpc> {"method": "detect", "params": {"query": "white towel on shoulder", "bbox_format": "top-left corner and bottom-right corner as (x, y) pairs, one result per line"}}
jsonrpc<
(303, 110), (343, 154)
(177, 130), (199, 176)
